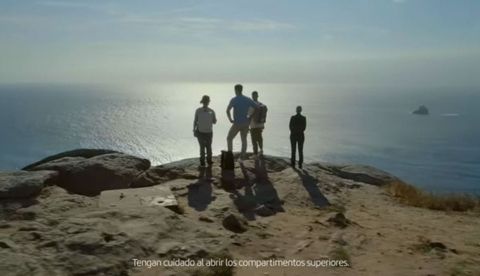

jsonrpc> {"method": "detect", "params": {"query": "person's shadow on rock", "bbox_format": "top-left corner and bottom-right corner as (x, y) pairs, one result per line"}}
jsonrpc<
(230, 159), (284, 221)
(254, 157), (269, 181)
(295, 168), (329, 208)
(187, 166), (214, 211)
(230, 162), (256, 220)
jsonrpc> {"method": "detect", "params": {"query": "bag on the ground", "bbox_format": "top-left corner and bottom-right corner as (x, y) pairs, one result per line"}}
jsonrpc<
(220, 150), (235, 187)
(256, 104), (268, 123)
(220, 150), (234, 170)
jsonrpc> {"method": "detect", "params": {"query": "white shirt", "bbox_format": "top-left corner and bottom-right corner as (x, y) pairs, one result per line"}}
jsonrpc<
(195, 107), (216, 133)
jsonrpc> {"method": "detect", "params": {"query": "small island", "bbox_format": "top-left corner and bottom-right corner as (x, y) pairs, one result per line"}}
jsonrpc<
(412, 105), (429, 115)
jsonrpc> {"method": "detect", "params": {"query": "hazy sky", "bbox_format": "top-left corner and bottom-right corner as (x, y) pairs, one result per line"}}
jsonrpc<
(1, 0), (479, 86)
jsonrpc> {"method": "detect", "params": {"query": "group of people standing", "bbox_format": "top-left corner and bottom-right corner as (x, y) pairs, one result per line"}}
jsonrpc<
(193, 84), (307, 169)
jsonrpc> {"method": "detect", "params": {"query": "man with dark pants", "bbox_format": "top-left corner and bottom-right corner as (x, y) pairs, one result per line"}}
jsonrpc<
(194, 95), (217, 167)
(248, 91), (267, 156)
(289, 106), (306, 168)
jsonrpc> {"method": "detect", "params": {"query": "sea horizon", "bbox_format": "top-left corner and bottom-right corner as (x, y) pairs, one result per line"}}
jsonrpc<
(1, 82), (479, 195)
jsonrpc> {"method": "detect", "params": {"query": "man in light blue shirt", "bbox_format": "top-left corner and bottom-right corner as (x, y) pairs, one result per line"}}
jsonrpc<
(226, 84), (258, 159)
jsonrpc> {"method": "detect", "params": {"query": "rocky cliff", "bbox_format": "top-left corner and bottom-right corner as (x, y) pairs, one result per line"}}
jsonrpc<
(0, 149), (479, 276)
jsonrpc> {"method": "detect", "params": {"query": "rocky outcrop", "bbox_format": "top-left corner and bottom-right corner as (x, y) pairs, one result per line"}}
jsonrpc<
(0, 186), (229, 276)
(325, 164), (399, 186)
(16, 149), (396, 198)
(3, 149), (475, 276)
(25, 153), (150, 196)
(22, 148), (119, 170)
(0, 171), (58, 199)
(413, 105), (429, 115)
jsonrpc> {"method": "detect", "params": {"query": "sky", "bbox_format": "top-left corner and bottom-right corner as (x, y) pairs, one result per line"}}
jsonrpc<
(0, 0), (479, 86)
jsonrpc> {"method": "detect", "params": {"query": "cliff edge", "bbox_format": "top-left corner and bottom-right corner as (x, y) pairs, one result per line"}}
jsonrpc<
(1, 149), (479, 276)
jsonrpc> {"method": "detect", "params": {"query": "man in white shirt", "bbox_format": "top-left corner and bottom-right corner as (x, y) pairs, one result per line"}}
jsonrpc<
(194, 95), (217, 167)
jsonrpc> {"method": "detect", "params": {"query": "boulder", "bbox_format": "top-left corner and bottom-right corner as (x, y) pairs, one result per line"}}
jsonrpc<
(26, 153), (150, 196)
(326, 212), (351, 229)
(222, 214), (248, 233)
(22, 148), (119, 170)
(0, 171), (58, 199)
(25, 157), (86, 171)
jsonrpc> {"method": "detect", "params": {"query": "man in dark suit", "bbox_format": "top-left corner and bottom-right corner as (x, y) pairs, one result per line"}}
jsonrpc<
(289, 106), (306, 168)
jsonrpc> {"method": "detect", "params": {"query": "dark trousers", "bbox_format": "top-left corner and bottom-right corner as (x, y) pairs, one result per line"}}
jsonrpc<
(197, 132), (213, 166)
(290, 133), (304, 166)
(250, 127), (263, 154)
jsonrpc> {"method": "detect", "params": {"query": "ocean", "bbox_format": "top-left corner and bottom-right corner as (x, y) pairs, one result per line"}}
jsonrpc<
(1, 83), (479, 194)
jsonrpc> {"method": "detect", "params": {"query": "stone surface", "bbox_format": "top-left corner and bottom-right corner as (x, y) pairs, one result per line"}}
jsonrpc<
(22, 148), (119, 170)
(0, 171), (58, 199)
(27, 153), (150, 196)
(222, 213), (248, 233)
(132, 163), (197, 188)
(326, 212), (351, 228)
(2, 149), (476, 276)
(99, 185), (178, 210)
(0, 185), (229, 276)
(328, 164), (399, 186)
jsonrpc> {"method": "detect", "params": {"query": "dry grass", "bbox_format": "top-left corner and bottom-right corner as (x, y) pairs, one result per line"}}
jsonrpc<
(328, 246), (351, 267)
(386, 181), (480, 212)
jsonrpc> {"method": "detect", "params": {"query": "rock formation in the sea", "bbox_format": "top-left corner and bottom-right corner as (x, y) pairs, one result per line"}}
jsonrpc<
(412, 105), (429, 115)
(1, 149), (479, 276)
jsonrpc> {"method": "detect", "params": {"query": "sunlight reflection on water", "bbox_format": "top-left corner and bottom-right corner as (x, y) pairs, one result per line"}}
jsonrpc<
(0, 83), (479, 193)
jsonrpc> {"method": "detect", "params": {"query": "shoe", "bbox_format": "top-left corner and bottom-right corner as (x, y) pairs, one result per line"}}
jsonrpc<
(299, 163), (303, 169)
